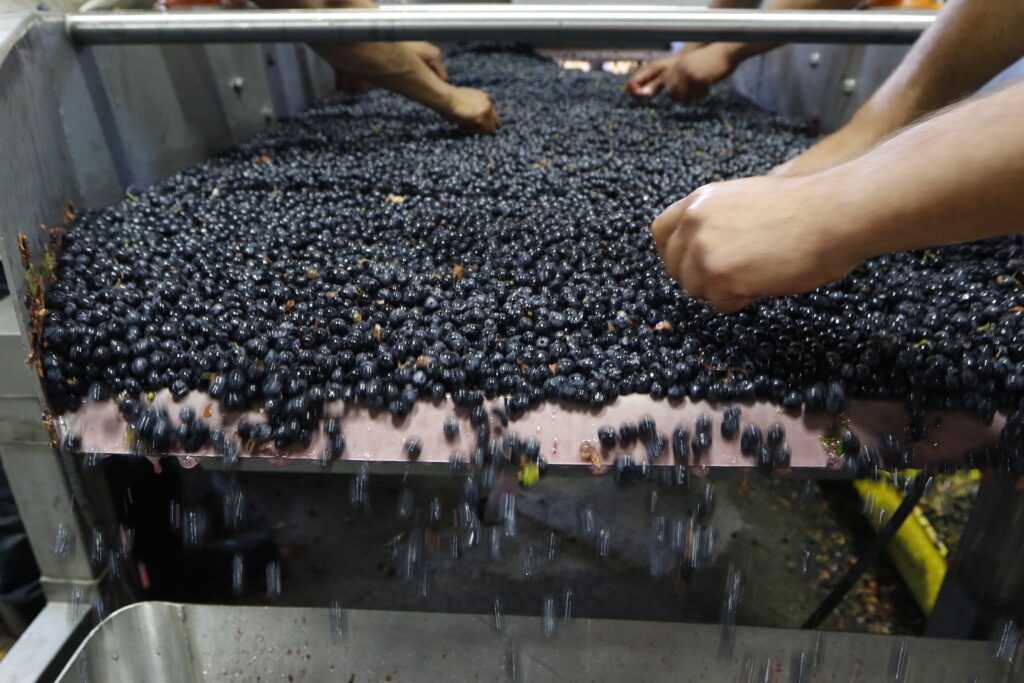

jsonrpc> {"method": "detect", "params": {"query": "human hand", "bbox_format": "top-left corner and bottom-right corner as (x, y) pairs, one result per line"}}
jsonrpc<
(405, 41), (448, 81)
(442, 86), (500, 134)
(627, 45), (736, 104)
(651, 175), (869, 312)
(332, 42), (447, 95)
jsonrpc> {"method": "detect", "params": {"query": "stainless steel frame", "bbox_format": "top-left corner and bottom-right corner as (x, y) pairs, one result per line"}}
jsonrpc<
(0, 3), (1019, 682)
(56, 601), (1019, 682)
(66, 6), (937, 46)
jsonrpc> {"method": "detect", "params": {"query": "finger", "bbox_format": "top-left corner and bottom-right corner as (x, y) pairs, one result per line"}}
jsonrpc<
(627, 64), (664, 99)
(629, 62), (662, 87)
(662, 223), (692, 284)
(429, 56), (448, 81)
(650, 214), (674, 257)
(629, 76), (664, 100)
(650, 194), (696, 254)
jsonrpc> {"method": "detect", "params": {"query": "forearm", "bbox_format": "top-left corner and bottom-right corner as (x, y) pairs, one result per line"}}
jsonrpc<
(317, 42), (451, 109)
(252, 0), (451, 111)
(828, 81), (1024, 260)
(854, 0), (1024, 137)
(710, 0), (861, 70)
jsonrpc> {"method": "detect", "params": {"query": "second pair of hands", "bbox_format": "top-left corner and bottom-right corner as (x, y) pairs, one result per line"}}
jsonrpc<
(335, 41), (500, 134)
(631, 45), (895, 312)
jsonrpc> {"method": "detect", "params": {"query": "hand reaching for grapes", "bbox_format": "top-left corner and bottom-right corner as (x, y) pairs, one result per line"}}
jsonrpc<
(651, 176), (866, 313)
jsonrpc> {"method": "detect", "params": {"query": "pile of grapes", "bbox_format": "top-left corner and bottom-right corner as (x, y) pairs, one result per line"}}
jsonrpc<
(40, 46), (1024, 463)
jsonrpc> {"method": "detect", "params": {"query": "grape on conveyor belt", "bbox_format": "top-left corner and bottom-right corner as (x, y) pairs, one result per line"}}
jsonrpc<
(38, 46), (1024, 460)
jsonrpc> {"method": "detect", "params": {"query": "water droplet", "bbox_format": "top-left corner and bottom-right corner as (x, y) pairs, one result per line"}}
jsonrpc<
(350, 463), (371, 511)
(232, 554), (245, 596)
(671, 518), (686, 552)
(223, 481), (245, 531)
(888, 640), (910, 682)
(184, 508), (208, 546)
(546, 531), (559, 561)
(489, 527), (502, 561)
(992, 619), (1020, 663)
(504, 645), (521, 682)
(597, 528), (611, 558)
(329, 599), (346, 644)
(503, 493), (517, 537)
(68, 584), (87, 625)
(111, 652), (119, 661)
(799, 547), (814, 577)
(428, 497), (442, 527)
(520, 545), (536, 577)
(562, 589), (574, 622)
(397, 488), (414, 519)
(52, 523), (75, 561)
(493, 597), (504, 633)
(718, 563), (742, 659)
(542, 595), (557, 637)
(418, 567), (431, 601)
(578, 504), (595, 539)
(265, 560), (282, 599)
(89, 529), (106, 568)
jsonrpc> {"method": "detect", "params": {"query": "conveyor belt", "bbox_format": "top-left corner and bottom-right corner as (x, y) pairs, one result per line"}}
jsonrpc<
(61, 392), (1004, 474)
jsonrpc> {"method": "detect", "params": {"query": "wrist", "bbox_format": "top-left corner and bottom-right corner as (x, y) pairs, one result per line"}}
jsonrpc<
(788, 170), (890, 275)
(813, 161), (903, 267)
(708, 42), (745, 75)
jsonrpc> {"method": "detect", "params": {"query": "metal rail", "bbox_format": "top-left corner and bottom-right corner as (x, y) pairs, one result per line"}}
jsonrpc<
(66, 6), (937, 46)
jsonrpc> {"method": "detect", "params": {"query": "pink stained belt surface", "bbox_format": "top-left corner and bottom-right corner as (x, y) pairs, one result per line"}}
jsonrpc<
(60, 390), (1005, 473)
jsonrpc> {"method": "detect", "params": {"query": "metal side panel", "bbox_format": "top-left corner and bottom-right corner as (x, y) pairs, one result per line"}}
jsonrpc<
(732, 42), (909, 133)
(200, 43), (277, 146)
(74, 43), (244, 192)
(0, 18), (84, 369)
(57, 601), (1016, 683)
(0, 444), (94, 581)
(0, 600), (93, 683)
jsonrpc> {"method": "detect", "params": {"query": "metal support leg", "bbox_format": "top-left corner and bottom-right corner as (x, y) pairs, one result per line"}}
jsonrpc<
(0, 600), (93, 683)
(929, 476), (1024, 639)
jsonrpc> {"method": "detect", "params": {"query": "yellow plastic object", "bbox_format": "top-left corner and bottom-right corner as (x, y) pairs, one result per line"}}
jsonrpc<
(853, 477), (947, 613)
(518, 462), (540, 487)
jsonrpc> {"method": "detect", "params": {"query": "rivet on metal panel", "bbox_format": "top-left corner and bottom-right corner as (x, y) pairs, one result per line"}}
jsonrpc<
(808, 51), (821, 68)
(842, 77), (857, 95)
(229, 76), (245, 95)
(261, 106), (275, 124)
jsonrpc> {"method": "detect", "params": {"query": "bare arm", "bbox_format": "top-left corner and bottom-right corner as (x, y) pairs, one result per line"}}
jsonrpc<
(652, 79), (1024, 312)
(777, 0), (1024, 175)
(252, 0), (498, 132)
(833, 82), (1024, 255)
(628, 0), (860, 102)
(708, 0), (863, 70)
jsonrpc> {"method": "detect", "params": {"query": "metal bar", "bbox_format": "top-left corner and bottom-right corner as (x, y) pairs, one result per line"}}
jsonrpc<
(66, 6), (937, 46)
(802, 474), (931, 630)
